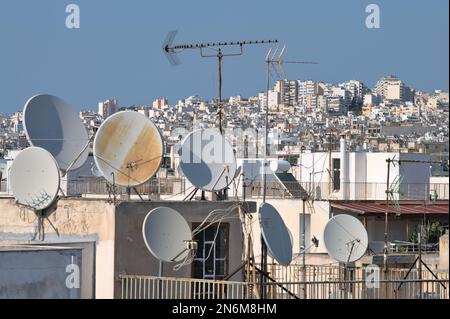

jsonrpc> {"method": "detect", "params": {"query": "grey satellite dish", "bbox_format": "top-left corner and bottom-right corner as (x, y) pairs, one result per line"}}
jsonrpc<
(323, 214), (368, 263)
(93, 111), (164, 187)
(258, 203), (293, 266)
(23, 94), (89, 171)
(178, 128), (237, 192)
(9, 147), (60, 210)
(142, 207), (192, 263)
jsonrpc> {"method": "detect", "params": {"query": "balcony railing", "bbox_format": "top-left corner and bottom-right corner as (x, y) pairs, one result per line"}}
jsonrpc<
(241, 181), (449, 201)
(118, 266), (449, 299)
(66, 177), (187, 197)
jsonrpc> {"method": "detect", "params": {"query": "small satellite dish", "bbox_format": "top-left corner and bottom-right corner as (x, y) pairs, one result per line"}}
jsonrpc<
(9, 147), (60, 210)
(142, 207), (192, 263)
(23, 94), (89, 171)
(323, 214), (368, 263)
(178, 128), (237, 192)
(93, 111), (164, 187)
(258, 203), (293, 266)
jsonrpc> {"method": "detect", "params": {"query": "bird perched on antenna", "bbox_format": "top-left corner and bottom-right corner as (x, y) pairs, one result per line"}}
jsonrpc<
(162, 30), (278, 66)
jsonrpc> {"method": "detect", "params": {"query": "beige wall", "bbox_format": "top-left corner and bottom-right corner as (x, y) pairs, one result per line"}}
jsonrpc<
(0, 197), (254, 299)
(0, 197), (116, 299)
(440, 233), (448, 270)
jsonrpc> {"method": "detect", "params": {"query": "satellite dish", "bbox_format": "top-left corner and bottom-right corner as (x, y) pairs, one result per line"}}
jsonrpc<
(93, 111), (164, 187)
(9, 147), (60, 210)
(178, 128), (237, 192)
(23, 94), (89, 171)
(142, 207), (192, 263)
(258, 203), (293, 266)
(323, 214), (368, 263)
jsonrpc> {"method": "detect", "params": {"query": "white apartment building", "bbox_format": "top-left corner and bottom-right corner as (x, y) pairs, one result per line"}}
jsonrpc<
(98, 99), (118, 119)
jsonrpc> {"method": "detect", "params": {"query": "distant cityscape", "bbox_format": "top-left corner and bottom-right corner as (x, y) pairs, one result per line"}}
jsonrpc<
(1, 74), (448, 175)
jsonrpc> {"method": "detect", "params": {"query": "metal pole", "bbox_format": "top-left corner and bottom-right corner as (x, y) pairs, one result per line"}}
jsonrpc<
(218, 48), (223, 135)
(418, 231), (423, 299)
(384, 158), (391, 272)
(301, 198), (306, 299)
(260, 58), (271, 299)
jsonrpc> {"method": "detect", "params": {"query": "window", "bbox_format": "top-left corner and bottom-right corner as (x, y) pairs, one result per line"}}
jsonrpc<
(192, 223), (229, 280)
(332, 158), (341, 191)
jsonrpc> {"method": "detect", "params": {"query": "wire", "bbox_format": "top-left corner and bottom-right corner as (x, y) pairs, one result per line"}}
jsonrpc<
(163, 183), (195, 200)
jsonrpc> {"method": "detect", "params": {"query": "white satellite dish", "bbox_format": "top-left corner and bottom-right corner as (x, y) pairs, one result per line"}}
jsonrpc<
(142, 207), (192, 263)
(9, 147), (60, 210)
(258, 203), (293, 266)
(23, 94), (89, 171)
(178, 128), (237, 192)
(323, 214), (368, 263)
(93, 111), (164, 187)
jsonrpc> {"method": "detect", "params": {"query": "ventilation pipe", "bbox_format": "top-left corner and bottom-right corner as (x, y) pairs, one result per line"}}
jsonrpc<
(340, 136), (349, 200)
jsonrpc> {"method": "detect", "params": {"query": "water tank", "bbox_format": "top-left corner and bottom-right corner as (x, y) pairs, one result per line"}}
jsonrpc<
(270, 160), (291, 173)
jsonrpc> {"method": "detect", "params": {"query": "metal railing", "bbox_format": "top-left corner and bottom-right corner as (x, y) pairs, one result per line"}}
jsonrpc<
(66, 177), (186, 197)
(118, 275), (449, 300)
(241, 182), (449, 201)
(120, 275), (248, 299)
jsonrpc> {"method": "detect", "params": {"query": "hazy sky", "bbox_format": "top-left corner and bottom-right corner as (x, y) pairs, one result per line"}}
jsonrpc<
(0, 0), (448, 113)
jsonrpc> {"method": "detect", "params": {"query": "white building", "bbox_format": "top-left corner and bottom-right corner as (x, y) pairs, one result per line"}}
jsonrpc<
(298, 139), (432, 201)
(98, 99), (118, 119)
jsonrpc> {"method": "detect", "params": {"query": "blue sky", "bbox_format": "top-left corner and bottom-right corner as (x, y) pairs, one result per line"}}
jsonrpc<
(0, 0), (448, 113)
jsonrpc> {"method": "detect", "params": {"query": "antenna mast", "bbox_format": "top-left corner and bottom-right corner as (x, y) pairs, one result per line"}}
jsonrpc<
(163, 31), (278, 134)
(260, 45), (318, 298)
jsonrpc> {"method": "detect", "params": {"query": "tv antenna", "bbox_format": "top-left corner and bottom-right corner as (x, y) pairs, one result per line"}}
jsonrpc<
(265, 45), (319, 80)
(259, 45), (318, 298)
(163, 30), (278, 134)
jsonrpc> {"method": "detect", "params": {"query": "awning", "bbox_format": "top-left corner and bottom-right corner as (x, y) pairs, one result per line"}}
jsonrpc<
(331, 200), (449, 215)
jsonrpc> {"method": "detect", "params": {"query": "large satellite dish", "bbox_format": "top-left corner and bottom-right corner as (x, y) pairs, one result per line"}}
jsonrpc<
(142, 207), (192, 263)
(9, 147), (60, 210)
(258, 203), (293, 266)
(93, 111), (164, 187)
(23, 94), (89, 171)
(323, 214), (368, 263)
(178, 128), (237, 192)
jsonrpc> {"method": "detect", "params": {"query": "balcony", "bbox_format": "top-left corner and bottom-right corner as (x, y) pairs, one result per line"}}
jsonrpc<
(240, 181), (449, 201)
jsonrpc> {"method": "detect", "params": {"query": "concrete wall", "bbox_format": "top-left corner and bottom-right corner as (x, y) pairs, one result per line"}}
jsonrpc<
(0, 197), (257, 299)
(399, 153), (431, 200)
(440, 233), (448, 270)
(0, 197), (115, 299)
(0, 247), (82, 299)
